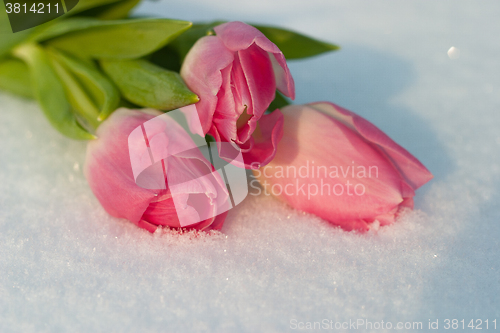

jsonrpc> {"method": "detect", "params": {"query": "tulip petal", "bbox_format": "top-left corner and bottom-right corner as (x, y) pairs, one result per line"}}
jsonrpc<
(180, 36), (234, 134)
(238, 43), (276, 120)
(231, 52), (254, 142)
(209, 211), (228, 231)
(214, 21), (281, 53)
(143, 192), (226, 231)
(243, 110), (284, 168)
(84, 108), (162, 223)
(142, 192), (180, 227)
(211, 63), (239, 142)
(137, 219), (160, 233)
(210, 110), (284, 169)
(339, 219), (370, 232)
(214, 21), (295, 99)
(268, 51), (295, 100)
(309, 102), (433, 190)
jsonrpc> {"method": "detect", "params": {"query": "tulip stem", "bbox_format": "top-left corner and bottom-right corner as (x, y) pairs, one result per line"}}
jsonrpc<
(13, 43), (101, 131)
(49, 56), (101, 130)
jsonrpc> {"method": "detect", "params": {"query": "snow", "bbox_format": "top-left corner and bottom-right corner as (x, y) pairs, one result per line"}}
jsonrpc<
(1, 0), (499, 332)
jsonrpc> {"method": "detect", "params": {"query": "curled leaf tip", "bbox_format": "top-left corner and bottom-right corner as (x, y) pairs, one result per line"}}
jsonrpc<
(191, 94), (200, 103)
(326, 43), (341, 51)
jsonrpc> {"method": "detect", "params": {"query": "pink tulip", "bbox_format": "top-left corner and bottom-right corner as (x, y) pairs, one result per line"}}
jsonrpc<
(180, 21), (295, 169)
(84, 108), (229, 233)
(253, 102), (433, 232)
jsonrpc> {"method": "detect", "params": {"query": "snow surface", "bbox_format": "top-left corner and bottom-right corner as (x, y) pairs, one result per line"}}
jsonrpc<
(1, 0), (500, 332)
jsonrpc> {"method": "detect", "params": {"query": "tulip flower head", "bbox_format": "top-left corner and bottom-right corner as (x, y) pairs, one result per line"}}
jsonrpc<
(254, 102), (433, 232)
(181, 21), (295, 169)
(84, 108), (233, 232)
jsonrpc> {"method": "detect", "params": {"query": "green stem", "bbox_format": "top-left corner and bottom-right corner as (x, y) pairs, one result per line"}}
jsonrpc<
(14, 43), (101, 131)
(49, 56), (101, 130)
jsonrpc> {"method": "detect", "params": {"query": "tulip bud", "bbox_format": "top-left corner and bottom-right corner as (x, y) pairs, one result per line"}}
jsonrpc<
(253, 102), (433, 232)
(84, 108), (230, 232)
(181, 21), (295, 168)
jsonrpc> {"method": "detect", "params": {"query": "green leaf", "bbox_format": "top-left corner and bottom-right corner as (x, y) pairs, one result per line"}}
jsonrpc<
(0, 32), (33, 59)
(24, 0), (135, 42)
(268, 90), (291, 112)
(68, 0), (122, 14)
(148, 45), (182, 73)
(252, 25), (339, 59)
(48, 49), (120, 120)
(47, 50), (102, 129)
(30, 17), (109, 42)
(65, 0), (139, 19)
(0, 9), (32, 59)
(45, 18), (192, 59)
(100, 58), (199, 110)
(94, 0), (142, 20)
(0, 58), (33, 98)
(12, 44), (95, 140)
